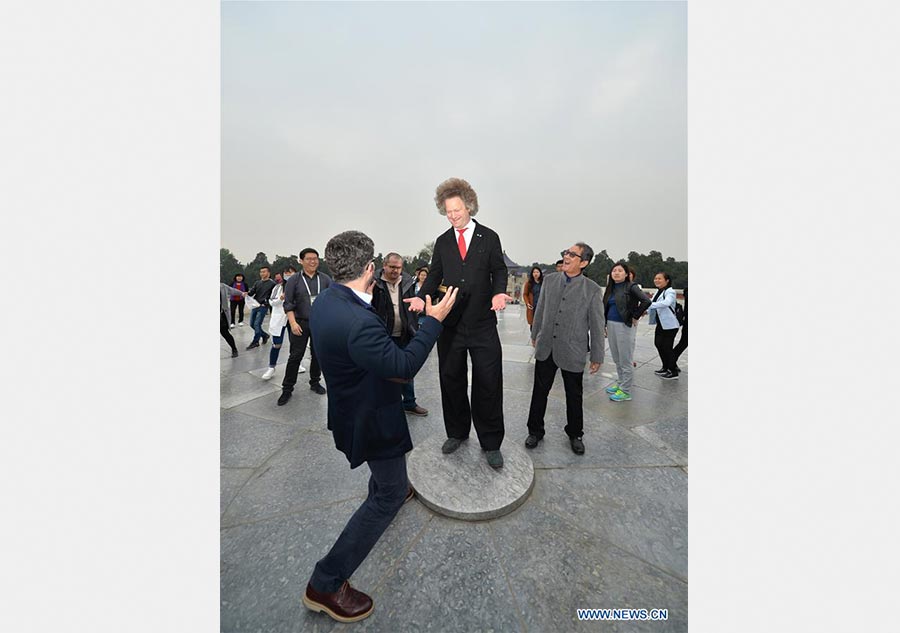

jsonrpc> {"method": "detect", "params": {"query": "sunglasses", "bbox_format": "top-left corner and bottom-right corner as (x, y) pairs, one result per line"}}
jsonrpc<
(560, 250), (583, 260)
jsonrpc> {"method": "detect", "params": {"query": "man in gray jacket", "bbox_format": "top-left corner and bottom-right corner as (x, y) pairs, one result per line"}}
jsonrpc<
(525, 242), (605, 455)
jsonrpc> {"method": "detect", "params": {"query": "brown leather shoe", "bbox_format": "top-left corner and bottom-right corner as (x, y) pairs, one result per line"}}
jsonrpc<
(302, 581), (373, 623)
(404, 405), (428, 416)
(404, 487), (415, 503)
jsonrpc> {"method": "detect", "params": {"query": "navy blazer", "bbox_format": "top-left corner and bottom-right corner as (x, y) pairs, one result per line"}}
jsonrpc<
(310, 283), (443, 469)
(418, 220), (507, 328)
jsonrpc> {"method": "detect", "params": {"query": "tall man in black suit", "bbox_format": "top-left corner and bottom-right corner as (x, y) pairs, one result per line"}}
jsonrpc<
(404, 177), (513, 469)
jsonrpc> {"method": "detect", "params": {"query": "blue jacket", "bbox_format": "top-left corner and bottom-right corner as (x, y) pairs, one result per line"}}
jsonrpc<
(310, 283), (443, 468)
(648, 287), (680, 330)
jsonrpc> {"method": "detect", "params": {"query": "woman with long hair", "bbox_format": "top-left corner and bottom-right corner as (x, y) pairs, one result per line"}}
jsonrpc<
(627, 265), (644, 367)
(414, 266), (429, 294)
(602, 261), (651, 402)
(648, 271), (681, 379)
(522, 266), (544, 331)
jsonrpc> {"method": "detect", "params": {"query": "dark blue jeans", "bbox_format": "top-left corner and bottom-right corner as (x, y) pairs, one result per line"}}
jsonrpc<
(309, 455), (408, 593)
(268, 325), (287, 367)
(249, 306), (267, 344)
(402, 381), (417, 410)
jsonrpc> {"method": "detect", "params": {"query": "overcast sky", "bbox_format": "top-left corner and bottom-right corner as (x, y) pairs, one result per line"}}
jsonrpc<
(222, 1), (686, 266)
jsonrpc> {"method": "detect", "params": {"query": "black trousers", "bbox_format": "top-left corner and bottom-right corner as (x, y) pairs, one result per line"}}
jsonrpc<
(436, 321), (504, 451)
(654, 322), (679, 372)
(672, 321), (687, 368)
(281, 318), (321, 392)
(526, 353), (584, 439)
(229, 299), (244, 324)
(220, 311), (237, 352)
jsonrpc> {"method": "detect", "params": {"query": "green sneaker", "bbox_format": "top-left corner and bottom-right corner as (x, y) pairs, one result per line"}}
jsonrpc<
(605, 384), (619, 394)
(609, 388), (632, 402)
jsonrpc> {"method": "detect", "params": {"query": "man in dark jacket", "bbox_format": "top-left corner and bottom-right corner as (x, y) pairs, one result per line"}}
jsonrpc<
(277, 248), (332, 405)
(404, 177), (513, 469)
(372, 252), (428, 416)
(246, 266), (276, 349)
(302, 230), (458, 623)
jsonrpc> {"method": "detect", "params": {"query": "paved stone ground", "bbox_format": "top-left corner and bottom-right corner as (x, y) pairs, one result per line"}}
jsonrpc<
(221, 305), (688, 632)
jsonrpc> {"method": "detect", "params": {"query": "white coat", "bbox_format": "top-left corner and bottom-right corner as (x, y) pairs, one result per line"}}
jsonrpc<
(647, 287), (680, 330)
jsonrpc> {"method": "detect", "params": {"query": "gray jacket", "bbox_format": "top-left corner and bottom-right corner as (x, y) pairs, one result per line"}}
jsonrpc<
(220, 283), (243, 315)
(532, 272), (605, 373)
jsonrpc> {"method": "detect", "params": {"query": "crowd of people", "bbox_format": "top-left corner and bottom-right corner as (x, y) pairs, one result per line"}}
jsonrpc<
(219, 177), (687, 624)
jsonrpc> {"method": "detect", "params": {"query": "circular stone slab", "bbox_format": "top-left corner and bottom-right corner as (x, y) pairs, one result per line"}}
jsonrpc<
(407, 435), (535, 521)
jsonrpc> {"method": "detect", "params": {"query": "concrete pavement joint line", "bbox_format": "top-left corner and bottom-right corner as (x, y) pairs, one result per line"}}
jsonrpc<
(220, 383), (323, 410)
(538, 504), (688, 585)
(219, 468), (255, 519)
(534, 464), (687, 471)
(219, 429), (320, 518)
(487, 522), (530, 633)
(220, 495), (368, 531)
(370, 513), (435, 596)
(630, 425), (686, 466)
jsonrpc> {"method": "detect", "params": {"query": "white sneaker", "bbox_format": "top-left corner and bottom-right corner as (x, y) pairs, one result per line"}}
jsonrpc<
(261, 367), (276, 380)
(298, 366), (307, 374)
(238, 322), (245, 327)
(229, 324), (236, 329)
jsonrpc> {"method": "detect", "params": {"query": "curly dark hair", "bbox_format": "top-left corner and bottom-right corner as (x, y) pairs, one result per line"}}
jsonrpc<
(324, 231), (375, 283)
(434, 177), (479, 216)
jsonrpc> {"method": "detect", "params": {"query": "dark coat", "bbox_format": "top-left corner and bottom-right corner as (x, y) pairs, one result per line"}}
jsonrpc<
(417, 221), (507, 328)
(372, 271), (418, 346)
(603, 281), (652, 326)
(310, 283), (443, 469)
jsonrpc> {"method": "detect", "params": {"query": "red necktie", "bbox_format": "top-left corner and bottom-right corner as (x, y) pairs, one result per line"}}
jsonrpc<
(457, 229), (467, 260)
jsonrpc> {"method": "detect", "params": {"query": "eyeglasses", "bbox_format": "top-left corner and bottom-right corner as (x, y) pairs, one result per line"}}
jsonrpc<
(560, 250), (582, 260)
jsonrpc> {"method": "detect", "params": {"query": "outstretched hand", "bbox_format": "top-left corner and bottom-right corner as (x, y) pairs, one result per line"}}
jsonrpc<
(425, 286), (459, 322)
(491, 293), (514, 311)
(403, 296), (425, 313)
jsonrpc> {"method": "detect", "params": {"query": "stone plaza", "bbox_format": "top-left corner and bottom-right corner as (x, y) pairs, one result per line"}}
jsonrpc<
(221, 304), (688, 632)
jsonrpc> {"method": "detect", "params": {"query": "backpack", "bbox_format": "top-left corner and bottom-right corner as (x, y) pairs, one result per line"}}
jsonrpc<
(671, 302), (685, 326)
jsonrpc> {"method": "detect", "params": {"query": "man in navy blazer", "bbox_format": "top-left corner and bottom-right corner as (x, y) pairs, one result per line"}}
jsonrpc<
(405, 177), (512, 469)
(301, 230), (458, 624)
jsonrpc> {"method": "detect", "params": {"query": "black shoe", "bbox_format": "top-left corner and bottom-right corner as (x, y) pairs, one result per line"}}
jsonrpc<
(524, 435), (542, 449)
(485, 450), (504, 469)
(246, 342), (260, 350)
(277, 391), (292, 406)
(441, 438), (465, 454)
(570, 437), (585, 455)
(654, 368), (668, 375)
(310, 383), (326, 395)
(661, 370), (679, 380)
(231, 349), (238, 358)
(262, 334), (270, 344)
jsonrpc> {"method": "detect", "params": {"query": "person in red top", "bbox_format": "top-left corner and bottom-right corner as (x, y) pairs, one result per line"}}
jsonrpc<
(229, 273), (247, 328)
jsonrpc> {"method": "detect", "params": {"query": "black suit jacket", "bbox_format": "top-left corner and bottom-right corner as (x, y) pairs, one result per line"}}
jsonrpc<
(418, 221), (508, 328)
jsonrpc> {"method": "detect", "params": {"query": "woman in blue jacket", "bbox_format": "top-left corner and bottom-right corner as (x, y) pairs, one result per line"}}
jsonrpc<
(648, 271), (681, 379)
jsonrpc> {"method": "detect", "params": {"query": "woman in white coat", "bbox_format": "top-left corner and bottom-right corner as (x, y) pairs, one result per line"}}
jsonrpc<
(647, 271), (681, 380)
(261, 267), (304, 380)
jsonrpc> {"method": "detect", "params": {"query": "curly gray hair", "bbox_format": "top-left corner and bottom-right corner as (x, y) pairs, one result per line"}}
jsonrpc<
(324, 230), (375, 283)
(434, 177), (479, 216)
